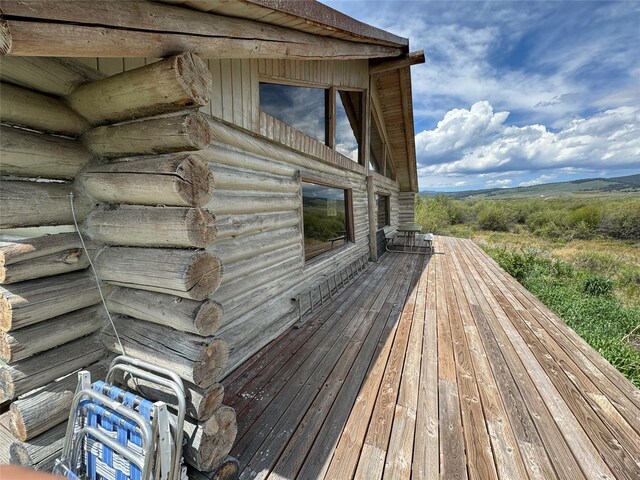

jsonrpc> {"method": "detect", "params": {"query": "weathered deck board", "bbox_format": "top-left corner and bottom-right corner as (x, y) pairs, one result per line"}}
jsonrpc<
(224, 236), (640, 479)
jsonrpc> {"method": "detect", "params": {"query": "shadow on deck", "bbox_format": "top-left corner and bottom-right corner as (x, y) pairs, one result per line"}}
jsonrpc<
(222, 236), (640, 480)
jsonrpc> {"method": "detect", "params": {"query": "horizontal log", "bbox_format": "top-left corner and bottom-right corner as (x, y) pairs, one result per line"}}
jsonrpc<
(370, 50), (426, 75)
(9, 421), (67, 471)
(79, 153), (214, 207)
(211, 164), (298, 194)
(9, 361), (108, 441)
(100, 316), (228, 387)
(214, 211), (300, 242)
(0, 1), (401, 60)
(207, 192), (299, 215)
(0, 82), (89, 136)
(183, 406), (237, 471)
(187, 457), (239, 480)
(0, 334), (105, 402)
(85, 112), (212, 158)
(0, 56), (103, 96)
(222, 243), (301, 284)
(84, 206), (217, 248)
(95, 247), (222, 301)
(203, 145), (294, 177)
(0, 306), (105, 362)
(0, 232), (83, 265)
(118, 372), (223, 422)
(0, 270), (102, 332)
(0, 181), (94, 228)
(106, 287), (222, 336)
(67, 53), (211, 126)
(212, 226), (300, 265)
(0, 248), (90, 284)
(0, 125), (92, 179)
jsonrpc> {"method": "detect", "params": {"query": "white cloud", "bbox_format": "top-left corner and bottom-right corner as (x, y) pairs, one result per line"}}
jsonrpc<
(519, 175), (555, 187)
(417, 102), (640, 177)
(485, 179), (512, 187)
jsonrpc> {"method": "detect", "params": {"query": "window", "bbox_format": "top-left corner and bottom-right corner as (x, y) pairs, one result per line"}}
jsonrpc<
(302, 181), (352, 261)
(259, 83), (326, 143)
(335, 90), (361, 162)
(376, 194), (390, 229)
(260, 82), (363, 164)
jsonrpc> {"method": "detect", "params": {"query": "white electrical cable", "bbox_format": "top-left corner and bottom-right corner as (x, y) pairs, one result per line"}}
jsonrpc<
(68, 193), (126, 355)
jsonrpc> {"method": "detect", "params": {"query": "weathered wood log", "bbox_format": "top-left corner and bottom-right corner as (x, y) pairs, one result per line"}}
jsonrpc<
(66, 53), (212, 126)
(0, 306), (105, 362)
(0, 125), (91, 179)
(182, 406), (237, 472)
(84, 206), (217, 248)
(211, 226), (300, 265)
(95, 247), (222, 301)
(0, 271), (101, 332)
(211, 164), (298, 194)
(106, 287), (222, 336)
(0, 83), (89, 136)
(100, 316), (228, 388)
(9, 361), (108, 441)
(221, 243), (301, 284)
(9, 421), (67, 471)
(118, 372), (224, 422)
(0, 56), (103, 97)
(79, 153), (214, 207)
(0, 334), (105, 402)
(0, 181), (94, 228)
(214, 211), (300, 242)
(0, 248), (90, 284)
(0, 413), (13, 464)
(187, 457), (239, 480)
(85, 112), (212, 158)
(0, 1), (402, 60)
(0, 233), (83, 266)
(207, 191), (299, 216)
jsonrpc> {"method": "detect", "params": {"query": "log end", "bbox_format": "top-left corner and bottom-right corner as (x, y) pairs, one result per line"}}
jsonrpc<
(0, 332), (12, 362)
(0, 366), (15, 403)
(9, 441), (32, 467)
(200, 407), (237, 471)
(185, 113), (213, 151)
(0, 293), (12, 332)
(186, 209), (218, 249)
(197, 383), (224, 421)
(194, 339), (229, 387)
(173, 53), (213, 108)
(9, 404), (28, 442)
(186, 252), (223, 301)
(0, 17), (12, 56)
(178, 155), (215, 207)
(194, 300), (223, 336)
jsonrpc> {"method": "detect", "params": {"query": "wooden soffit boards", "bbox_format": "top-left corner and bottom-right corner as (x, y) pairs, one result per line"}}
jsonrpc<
(157, 0), (409, 48)
(0, 0), (404, 59)
(374, 66), (418, 192)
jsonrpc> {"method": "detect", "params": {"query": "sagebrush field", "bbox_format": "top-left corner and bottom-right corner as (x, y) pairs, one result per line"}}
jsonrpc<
(415, 195), (640, 386)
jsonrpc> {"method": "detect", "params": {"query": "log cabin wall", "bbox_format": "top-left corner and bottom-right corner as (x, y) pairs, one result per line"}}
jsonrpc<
(0, 54), (236, 473)
(399, 192), (417, 224)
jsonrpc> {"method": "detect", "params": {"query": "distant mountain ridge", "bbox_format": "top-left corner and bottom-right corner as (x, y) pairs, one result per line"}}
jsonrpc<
(422, 173), (640, 199)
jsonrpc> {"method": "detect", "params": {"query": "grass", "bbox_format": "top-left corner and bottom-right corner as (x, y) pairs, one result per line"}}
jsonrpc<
(484, 246), (640, 387)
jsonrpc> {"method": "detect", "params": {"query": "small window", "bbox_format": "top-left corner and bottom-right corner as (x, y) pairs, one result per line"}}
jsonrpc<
(302, 181), (351, 261)
(376, 194), (390, 229)
(259, 83), (326, 143)
(335, 90), (361, 163)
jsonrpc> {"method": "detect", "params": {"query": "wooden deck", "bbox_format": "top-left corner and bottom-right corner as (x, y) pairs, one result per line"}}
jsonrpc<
(222, 236), (640, 480)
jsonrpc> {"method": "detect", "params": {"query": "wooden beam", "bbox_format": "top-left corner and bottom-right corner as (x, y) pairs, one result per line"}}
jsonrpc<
(366, 176), (378, 262)
(325, 87), (336, 148)
(370, 50), (425, 75)
(0, 1), (402, 60)
(398, 67), (417, 192)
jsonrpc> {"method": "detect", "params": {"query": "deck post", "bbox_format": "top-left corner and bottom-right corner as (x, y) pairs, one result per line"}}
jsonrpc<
(366, 175), (378, 262)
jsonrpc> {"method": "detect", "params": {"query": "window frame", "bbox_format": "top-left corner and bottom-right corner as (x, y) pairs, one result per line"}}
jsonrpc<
(299, 173), (355, 265)
(375, 192), (391, 230)
(259, 79), (365, 166)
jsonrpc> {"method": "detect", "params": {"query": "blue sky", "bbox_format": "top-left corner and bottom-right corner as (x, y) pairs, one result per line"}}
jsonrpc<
(324, 0), (640, 191)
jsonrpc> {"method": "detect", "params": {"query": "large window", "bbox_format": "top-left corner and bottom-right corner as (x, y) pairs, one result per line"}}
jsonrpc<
(376, 194), (390, 229)
(259, 83), (326, 143)
(260, 82), (363, 164)
(302, 181), (351, 261)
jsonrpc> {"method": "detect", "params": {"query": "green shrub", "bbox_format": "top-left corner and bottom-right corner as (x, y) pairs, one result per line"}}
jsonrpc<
(477, 206), (509, 231)
(583, 275), (614, 296)
(569, 205), (602, 230)
(599, 202), (640, 240)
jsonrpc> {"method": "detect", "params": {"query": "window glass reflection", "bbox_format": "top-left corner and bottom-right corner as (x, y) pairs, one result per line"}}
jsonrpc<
(302, 182), (348, 260)
(259, 83), (326, 143)
(335, 91), (360, 162)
